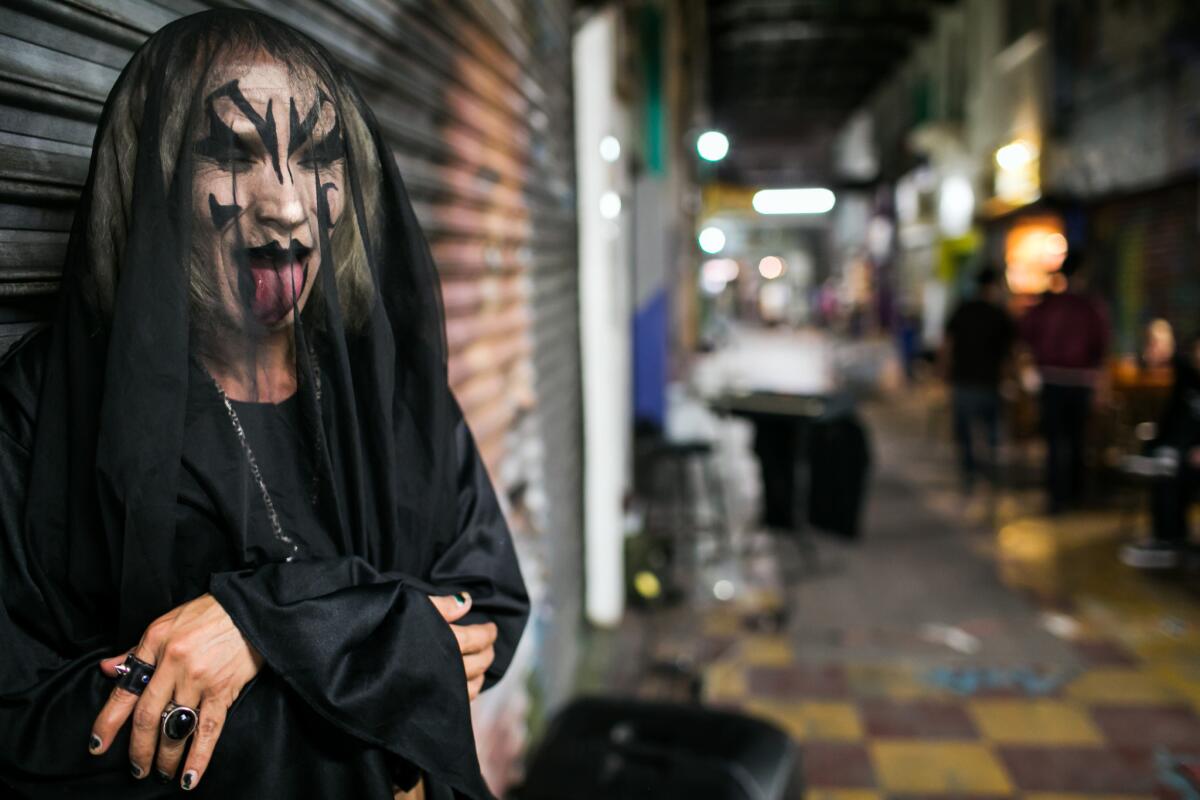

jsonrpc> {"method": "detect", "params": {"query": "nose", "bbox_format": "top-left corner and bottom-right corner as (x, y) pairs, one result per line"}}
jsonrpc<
(253, 172), (307, 237)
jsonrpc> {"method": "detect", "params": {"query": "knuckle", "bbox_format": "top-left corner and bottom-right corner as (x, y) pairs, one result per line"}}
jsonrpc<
(146, 619), (170, 644)
(198, 716), (222, 739)
(163, 640), (189, 664)
(132, 706), (159, 732)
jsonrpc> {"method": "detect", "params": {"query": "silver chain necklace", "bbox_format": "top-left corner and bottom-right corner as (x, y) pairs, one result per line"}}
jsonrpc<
(205, 357), (321, 561)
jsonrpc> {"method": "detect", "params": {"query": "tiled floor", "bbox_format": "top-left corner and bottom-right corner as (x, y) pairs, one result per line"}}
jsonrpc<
(595, 380), (1200, 798)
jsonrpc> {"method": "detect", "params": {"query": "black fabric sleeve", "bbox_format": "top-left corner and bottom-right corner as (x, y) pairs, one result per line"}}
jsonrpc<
(206, 415), (527, 797)
(209, 558), (491, 798)
(0, 334), (144, 792)
(425, 415), (529, 688)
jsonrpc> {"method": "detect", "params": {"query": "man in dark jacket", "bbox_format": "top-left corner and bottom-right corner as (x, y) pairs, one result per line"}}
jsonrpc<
(943, 267), (1017, 494)
(1020, 251), (1110, 513)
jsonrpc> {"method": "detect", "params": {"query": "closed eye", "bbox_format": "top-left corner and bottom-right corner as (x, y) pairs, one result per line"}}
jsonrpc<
(295, 119), (344, 171)
(194, 108), (263, 172)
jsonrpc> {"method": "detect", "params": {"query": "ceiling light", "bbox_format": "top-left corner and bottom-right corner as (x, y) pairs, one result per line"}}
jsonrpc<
(752, 188), (835, 215)
(698, 226), (726, 254)
(599, 190), (622, 220)
(697, 130), (729, 162)
(599, 135), (621, 163)
(758, 256), (784, 279)
(703, 258), (739, 282)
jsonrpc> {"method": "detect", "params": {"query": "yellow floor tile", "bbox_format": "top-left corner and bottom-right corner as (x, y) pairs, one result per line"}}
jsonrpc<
(805, 791), (881, 800)
(737, 635), (795, 667)
(1145, 659), (1200, 713)
(743, 700), (863, 742)
(703, 661), (747, 702)
(871, 741), (1012, 795)
(1064, 668), (1181, 704)
(1130, 631), (1200, 663)
(844, 663), (947, 700)
(968, 699), (1104, 745)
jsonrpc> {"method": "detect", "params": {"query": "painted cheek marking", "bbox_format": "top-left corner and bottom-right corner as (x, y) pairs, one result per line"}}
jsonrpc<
(208, 193), (241, 230)
(318, 182), (339, 229)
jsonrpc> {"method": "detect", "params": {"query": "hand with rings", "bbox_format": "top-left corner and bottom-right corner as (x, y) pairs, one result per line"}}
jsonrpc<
(88, 594), (263, 790)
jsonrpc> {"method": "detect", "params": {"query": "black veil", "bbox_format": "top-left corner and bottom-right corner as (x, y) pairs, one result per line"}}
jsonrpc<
(0, 9), (526, 799)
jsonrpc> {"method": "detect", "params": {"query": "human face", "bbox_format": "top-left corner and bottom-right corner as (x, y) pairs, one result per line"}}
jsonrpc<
(192, 59), (345, 334)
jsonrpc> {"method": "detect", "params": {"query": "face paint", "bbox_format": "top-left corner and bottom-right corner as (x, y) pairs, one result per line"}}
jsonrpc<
(288, 95), (321, 157)
(208, 193), (241, 230)
(191, 60), (346, 334)
(205, 80), (283, 183)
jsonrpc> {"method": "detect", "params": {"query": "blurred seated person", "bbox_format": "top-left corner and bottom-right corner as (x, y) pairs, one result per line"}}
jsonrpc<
(1121, 334), (1200, 569)
(1112, 318), (1176, 390)
(941, 267), (1016, 494)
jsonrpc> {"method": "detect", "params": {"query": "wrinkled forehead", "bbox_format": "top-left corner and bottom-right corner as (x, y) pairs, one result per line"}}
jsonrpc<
(199, 58), (330, 123)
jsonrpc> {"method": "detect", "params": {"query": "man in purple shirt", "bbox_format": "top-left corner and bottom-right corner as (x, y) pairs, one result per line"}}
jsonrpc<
(1020, 251), (1110, 513)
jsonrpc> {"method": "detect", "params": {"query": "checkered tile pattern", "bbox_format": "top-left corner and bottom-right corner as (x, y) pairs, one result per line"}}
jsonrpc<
(702, 627), (1200, 798)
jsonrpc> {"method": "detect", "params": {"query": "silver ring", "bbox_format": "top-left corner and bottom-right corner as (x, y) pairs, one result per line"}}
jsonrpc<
(160, 703), (198, 742)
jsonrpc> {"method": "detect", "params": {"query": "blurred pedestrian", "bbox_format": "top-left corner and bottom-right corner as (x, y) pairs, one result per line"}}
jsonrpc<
(1121, 334), (1200, 568)
(1020, 250), (1110, 513)
(942, 267), (1016, 493)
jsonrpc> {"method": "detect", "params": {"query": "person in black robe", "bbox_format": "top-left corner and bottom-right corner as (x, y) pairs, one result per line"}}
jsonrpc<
(0, 9), (528, 799)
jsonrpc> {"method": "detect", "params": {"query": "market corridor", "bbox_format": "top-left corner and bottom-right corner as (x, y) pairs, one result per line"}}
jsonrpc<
(585, 336), (1200, 798)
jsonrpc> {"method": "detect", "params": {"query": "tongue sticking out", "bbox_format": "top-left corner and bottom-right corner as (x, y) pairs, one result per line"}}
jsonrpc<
(249, 259), (305, 325)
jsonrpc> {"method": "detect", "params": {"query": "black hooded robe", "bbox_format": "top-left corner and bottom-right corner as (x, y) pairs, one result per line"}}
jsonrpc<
(0, 9), (529, 800)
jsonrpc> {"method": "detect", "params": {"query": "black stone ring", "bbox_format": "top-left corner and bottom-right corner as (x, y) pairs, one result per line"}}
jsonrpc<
(161, 703), (198, 742)
(113, 653), (155, 696)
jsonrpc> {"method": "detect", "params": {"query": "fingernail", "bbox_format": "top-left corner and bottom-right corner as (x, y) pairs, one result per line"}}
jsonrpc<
(154, 768), (171, 784)
(454, 592), (469, 606)
(182, 770), (197, 790)
(88, 734), (102, 753)
(130, 762), (143, 779)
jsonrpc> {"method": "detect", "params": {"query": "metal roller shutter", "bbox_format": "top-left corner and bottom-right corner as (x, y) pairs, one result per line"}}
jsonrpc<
(0, 0), (582, 777)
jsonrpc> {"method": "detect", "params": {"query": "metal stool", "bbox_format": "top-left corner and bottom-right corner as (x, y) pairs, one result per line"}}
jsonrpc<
(643, 440), (730, 591)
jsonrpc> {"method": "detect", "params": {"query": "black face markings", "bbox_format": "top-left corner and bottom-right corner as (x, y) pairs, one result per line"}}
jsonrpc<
(307, 114), (344, 165)
(204, 80), (282, 183)
(291, 89), (344, 171)
(208, 193), (241, 230)
(288, 95), (321, 158)
(194, 99), (251, 165)
(317, 181), (338, 229)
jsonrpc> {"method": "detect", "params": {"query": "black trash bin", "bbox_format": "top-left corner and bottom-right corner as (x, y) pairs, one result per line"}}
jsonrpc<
(514, 696), (802, 800)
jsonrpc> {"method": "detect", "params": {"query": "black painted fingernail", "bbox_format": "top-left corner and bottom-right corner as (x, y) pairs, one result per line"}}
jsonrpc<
(130, 762), (143, 779)
(454, 592), (468, 606)
(182, 770), (197, 790)
(154, 768), (171, 784)
(88, 734), (102, 753)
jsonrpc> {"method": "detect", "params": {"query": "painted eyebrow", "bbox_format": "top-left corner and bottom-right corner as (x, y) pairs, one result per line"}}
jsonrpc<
(193, 100), (254, 162)
(288, 92), (321, 157)
(289, 89), (342, 161)
(201, 79), (283, 182)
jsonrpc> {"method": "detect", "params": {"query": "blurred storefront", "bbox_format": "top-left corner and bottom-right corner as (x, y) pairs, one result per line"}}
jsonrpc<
(831, 0), (1200, 350)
